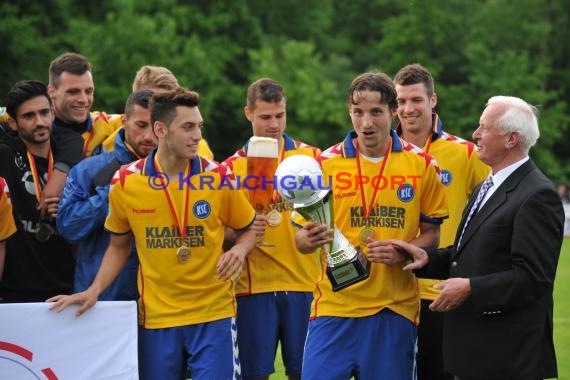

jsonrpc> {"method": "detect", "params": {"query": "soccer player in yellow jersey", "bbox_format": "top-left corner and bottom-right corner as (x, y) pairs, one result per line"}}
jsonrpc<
(295, 72), (448, 379)
(49, 88), (257, 380)
(224, 78), (320, 380)
(102, 65), (214, 159)
(394, 63), (490, 380)
(0, 177), (17, 281)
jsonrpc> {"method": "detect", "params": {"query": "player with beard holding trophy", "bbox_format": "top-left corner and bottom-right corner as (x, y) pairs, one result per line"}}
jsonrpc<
(294, 72), (448, 379)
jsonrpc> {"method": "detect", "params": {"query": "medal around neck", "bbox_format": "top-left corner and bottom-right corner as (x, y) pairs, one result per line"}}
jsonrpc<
(359, 227), (377, 247)
(177, 246), (191, 263)
(275, 155), (371, 292)
(36, 222), (54, 242)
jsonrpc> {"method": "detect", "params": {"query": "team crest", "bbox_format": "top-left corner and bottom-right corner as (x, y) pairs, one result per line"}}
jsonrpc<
(397, 183), (415, 203)
(193, 200), (211, 219)
(440, 169), (452, 186)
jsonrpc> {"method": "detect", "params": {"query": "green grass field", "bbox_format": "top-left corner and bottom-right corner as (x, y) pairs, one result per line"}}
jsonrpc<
(272, 239), (570, 379)
(554, 238), (570, 379)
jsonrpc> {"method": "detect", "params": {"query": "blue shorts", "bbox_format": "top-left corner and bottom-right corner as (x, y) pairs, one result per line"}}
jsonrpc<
(302, 309), (417, 380)
(237, 291), (312, 379)
(138, 318), (240, 380)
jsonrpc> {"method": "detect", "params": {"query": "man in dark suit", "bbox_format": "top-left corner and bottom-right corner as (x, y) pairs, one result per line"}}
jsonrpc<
(395, 95), (564, 379)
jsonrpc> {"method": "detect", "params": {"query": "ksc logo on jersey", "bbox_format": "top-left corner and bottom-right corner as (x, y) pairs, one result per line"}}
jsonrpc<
(440, 170), (452, 186)
(397, 183), (415, 203)
(193, 200), (211, 219)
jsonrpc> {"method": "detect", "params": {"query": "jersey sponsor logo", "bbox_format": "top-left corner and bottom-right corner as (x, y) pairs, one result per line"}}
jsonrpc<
(349, 206), (406, 229)
(334, 190), (358, 200)
(193, 200), (211, 219)
(132, 208), (156, 214)
(397, 183), (415, 203)
(145, 225), (205, 249)
(440, 169), (452, 186)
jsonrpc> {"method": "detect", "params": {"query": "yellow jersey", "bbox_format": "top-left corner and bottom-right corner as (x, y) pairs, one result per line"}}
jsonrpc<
(81, 111), (122, 157)
(105, 151), (255, 328)
(0, 107), (9, 123)
(224, 134), (321, 295)
(0, 177), (17, 240)
(313, 129), (448, 324)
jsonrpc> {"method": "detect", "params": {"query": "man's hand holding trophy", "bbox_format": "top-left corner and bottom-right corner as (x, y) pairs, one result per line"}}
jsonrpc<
(275, 155), (371, 291)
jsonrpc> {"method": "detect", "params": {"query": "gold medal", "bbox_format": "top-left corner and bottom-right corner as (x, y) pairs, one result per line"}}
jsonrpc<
(177, 246), (191, 263)
(266, 209), (282, 227)
(359, 227), (377, 247)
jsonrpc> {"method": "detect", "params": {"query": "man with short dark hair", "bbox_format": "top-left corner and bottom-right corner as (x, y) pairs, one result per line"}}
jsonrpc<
(394, 63), (489, 380)
(0, 80), (74, 302)
(295, 72), (448, 379)
(49, 88), (257, 380)
(224, 78), (320, 380)
(39, 52), (119, 218)
(48, 52), (117, 158)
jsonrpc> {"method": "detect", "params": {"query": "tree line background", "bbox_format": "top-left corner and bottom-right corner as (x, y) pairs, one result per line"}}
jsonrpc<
(2, 0), (569, 181)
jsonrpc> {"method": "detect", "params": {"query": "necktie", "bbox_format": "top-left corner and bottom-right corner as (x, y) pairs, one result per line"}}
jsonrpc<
(458, 176), (494, 247)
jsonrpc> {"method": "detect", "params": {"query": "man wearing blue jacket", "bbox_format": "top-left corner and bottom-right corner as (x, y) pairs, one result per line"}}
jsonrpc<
(57, 90), (156, 300)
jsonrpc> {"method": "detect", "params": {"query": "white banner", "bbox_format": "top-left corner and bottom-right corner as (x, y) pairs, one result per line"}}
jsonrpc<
(0, 301), (138, 379)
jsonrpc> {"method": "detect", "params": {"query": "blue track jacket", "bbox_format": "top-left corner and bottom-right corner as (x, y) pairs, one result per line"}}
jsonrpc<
(57, 129), (139, 300)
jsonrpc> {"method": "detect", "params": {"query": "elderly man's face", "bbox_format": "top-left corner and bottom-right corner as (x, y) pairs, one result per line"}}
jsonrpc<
(472, 103), (511, 170)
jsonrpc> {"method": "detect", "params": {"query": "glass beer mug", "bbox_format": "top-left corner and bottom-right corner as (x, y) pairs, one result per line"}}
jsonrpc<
(246, 136), (279, 247)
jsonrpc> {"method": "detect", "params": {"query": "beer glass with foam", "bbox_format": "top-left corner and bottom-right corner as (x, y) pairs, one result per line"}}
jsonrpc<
(247, 136), (279, 246)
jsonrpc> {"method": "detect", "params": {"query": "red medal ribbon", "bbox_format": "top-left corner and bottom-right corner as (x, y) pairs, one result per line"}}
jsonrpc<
(355, 137), (391, 220)
(26, 148), (53, 205)
(154, 157), (190, 239)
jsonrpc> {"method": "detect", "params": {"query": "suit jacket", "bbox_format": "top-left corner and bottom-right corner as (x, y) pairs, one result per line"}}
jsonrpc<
(425, 159), (564, 379)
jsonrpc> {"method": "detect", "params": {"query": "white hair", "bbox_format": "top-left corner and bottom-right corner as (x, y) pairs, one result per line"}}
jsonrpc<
(486, 96), (540, 153)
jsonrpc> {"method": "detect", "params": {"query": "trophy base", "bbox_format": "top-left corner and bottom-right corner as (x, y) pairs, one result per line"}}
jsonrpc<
(326, 249), (371, 292)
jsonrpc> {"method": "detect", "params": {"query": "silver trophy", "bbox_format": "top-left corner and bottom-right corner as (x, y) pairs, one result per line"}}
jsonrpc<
(275, 155), (370, 291)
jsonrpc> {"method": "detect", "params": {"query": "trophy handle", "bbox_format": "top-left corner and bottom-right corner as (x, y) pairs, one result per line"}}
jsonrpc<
(294, 193), (370, 291)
